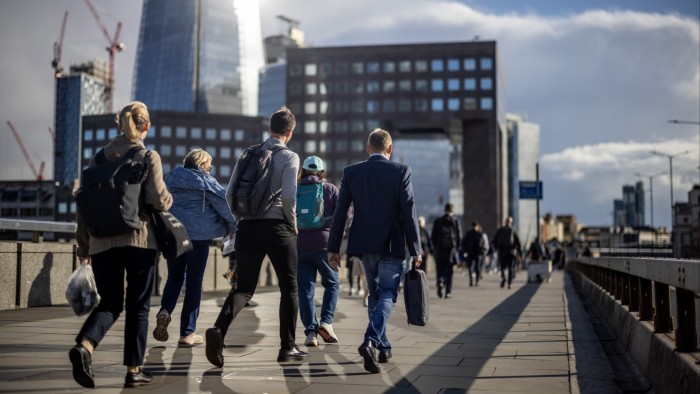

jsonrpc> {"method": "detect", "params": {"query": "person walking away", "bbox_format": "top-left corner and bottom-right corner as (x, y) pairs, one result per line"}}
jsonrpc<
(296, 156), (340, 347)
(493, 216), (522, 289)
(328, 128), (422, 374)
(418, 216), (433, 274)
(70, 101), (172, 388)
(461, 222), (487, 287)
(431, 203), (461, 298)
(205, 106), (306, 367)
(153, 149), (237, 346)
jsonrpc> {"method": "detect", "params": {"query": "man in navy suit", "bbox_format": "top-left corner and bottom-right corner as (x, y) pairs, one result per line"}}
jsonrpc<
(328, 129), (422, 374)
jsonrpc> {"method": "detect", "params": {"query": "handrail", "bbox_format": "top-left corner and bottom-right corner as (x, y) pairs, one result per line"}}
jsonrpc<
(0, 218), (76, 242)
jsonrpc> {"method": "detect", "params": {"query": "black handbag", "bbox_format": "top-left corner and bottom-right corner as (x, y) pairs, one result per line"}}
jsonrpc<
(149, 209), (193, 259)
(403, 261), (429, 326)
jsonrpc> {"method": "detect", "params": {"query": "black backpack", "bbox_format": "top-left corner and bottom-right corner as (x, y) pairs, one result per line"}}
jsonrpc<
(229, 143), (289, 217)
(75, 147), (149, 237)
(439, 217), (456, 248)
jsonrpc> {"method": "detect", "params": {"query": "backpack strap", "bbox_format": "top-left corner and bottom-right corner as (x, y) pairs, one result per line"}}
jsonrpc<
(94, 149), (106, 165)
(94, 146), (144, 165)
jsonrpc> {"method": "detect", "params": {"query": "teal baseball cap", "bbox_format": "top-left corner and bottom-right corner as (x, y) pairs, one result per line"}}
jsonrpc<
(303, 156), (324, 171)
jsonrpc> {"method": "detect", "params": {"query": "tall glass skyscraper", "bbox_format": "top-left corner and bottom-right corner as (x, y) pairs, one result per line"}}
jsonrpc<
(507, 113), (540, 246)
(132, 0), (264, 116)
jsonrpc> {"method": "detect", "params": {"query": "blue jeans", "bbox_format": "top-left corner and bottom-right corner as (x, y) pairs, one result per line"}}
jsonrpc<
(362, 254), (403, 352)
(297, 249), (339, 336)
(160, 240), (210, 337)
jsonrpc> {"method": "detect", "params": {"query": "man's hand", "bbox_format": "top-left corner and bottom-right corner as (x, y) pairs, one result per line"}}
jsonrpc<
(79, 257), (92, 265)
(328, 252), (341, 272)
(413, 254), (423, 268)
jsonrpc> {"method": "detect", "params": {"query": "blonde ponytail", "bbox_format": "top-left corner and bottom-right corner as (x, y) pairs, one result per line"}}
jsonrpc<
(115, 101), (150, 141)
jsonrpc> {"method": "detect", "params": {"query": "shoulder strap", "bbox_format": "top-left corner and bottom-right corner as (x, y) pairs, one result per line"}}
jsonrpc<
(94, 149), (106, 165)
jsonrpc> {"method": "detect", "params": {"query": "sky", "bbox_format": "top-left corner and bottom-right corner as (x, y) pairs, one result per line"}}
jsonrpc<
(0, 0), (698, 229)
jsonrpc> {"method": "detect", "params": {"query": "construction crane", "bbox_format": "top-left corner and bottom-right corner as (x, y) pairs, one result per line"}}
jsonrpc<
(83, 0), (124, 113)
(51, 11), (68, 78)
(6, 121), (45, 181)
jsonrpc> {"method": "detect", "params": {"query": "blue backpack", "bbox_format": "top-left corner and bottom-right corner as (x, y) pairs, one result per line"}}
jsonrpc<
(296, 182), (324, 230)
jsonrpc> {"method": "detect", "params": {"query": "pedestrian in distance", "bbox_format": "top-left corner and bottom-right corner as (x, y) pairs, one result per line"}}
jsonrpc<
(70, 101), (173, 388)
(418, 216), (434, 274)
(493, 216), (522, 290)
(328, 128), (422, 374)
(296, 156), (341, 347)
(461, 221), (488, 287)
(431, 203), (461, 298)
(153, 148), (237, 347)
(205, 106), (307, 368)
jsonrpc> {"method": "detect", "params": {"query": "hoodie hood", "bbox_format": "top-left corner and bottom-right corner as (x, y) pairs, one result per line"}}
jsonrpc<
(165, 166), (226, 198)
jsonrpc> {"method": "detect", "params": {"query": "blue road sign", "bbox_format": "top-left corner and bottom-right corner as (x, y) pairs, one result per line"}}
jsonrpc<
(519, 181), (543, 199)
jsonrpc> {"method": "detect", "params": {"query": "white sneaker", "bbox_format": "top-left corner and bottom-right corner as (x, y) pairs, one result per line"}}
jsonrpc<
(178, 333), (204, 346)
(304, 332), (318, 347)
(317, 323), (338, 343)
(358, 289), (365, 296)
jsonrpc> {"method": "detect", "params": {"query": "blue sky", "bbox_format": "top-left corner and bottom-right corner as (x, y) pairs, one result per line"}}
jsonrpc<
(0, 0), (698, 229)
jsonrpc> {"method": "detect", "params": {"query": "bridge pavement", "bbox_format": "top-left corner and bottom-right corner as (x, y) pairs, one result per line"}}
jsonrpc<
(0, 267), (622, 393)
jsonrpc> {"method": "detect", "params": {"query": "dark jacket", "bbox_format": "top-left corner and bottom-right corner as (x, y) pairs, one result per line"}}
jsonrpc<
(297, 175), (339, 251)
(493, 225), (522, 257)
(462, 228), (487, 257)
(327, 155), (421, 258)
(431, 214), (461, 250)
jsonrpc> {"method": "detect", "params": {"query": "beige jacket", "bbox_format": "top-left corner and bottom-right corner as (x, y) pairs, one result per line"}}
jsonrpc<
(76, 135), (172, 257)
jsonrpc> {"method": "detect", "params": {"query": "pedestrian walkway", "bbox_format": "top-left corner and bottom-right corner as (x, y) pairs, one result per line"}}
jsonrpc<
(0, 268), (620, 393)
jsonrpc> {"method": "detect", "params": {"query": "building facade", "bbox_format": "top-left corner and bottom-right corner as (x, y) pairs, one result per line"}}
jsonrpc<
(614, 182), (645, 227)
(54, 60), (109, 186)
(507, 113), (540, 247)
(132, 0), (264, 116)
(673, 185), (700, 258)
(285, 41), (507, 233)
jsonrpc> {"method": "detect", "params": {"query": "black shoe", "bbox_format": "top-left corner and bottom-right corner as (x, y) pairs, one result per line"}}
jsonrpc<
(378, 349), (392, 363)
(277, 345), (309, 362)
(69, 344), (95, 388)
(469, 281), (473, 287)
(125, 369), (153, 387)
(437, 286), (443, 298)
(501, 279), (506, 288)
(357, 340), (380, 373)
(205, 327), (224, 367)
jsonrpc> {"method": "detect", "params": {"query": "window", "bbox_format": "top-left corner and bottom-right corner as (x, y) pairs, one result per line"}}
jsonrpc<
(399, 80), (412, 92)
(305, 63), (317, 76)
(383, 80), (396, 92)
(367, 81), (380, 93)
(58, 202), (68, 214)
(480, 57), (493, 70)
(431, 59), (444, 72)
(399, 99), (412, 112)
(176, 145), (187, 156)
(219, 165), (231, 177)
(367, 119), (380, 130)
(220, 147), (231, 159)
(480, 77), (493, 90)
(235, 148), (243, 158)
(481, 97), (493, 110)
(367, 61), (380, 74)
(320, 63), (333, 75)
(235, 129), (244, 141)
(335, 101), (349, 113)
(464, 78), (476, 90)
(205, 128), (216, 140)
(415, 60), (428, 72)
(351, 120), (364, 133)
(382, 99), (396, 112)
(191, 127), (202, 139)
(319, 140), (327, 153)
(351, 140), (365, 152)
(431, 79), (444, 91)
(304, 102), (317, 114)
(448, 98), (460, 111)
(431, 98), (444, 111)
(160, 144), (171, 156)
(319, 82), (329, 95)
(206, 146), (216, 158)
(352, 82), (364, 94)
(305, 121), (317, 133)
(305, 83), (317, 95)
(84, 130), (93, 141)
(447, 58), (460, 71)
(305, 140), (317, 153)
(447, 78), (460, 91)
(415, 79), (428, 92)
(335, 120), (349, 133)
(176, 127), (187, 138)
(108, 127), (118, 139)
(319, 121), (328, 133)
(335, 62), (348, 74)
(96, 129), (106, 140)
(351, 62), (364, 74)
(336, 140), (348, 151)
(399, 60), (412, 72)
(464, 58), (476, 70)
(289, 64), (302, 76)
(335, 82), (348, 94)
(351, 100), (364, 113)
(367, 100), (380, 113)
(147, 128), (155, 138)
(415, 99), (428, 112)
(463, 97), (477, 110)
(221, 128), (231, 140)
(162, 163), (172, 174)
(160, 126), (172, 138)
(83, 147), (93, 159)
(383, 61), (396, 73)
(289, 83), (302, 96)
(319, 101), (329, 114)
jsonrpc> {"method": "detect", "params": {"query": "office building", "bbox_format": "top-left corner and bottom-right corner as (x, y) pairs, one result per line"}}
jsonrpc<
(613, 182), (645, 227)
(286, 41), (507, 232)
(507, 113), (540, 246)
(54, 59), (109, 186)
(132, 0), (264, 115)
(673, 185), (700, 258)
(259, 21), (304, 116)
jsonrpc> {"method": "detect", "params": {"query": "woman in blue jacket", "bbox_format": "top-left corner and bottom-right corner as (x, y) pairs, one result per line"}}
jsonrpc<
(153, 149), (237, 346)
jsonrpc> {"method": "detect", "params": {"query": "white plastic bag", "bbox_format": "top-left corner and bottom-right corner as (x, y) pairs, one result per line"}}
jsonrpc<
(65, 262), (101, 316)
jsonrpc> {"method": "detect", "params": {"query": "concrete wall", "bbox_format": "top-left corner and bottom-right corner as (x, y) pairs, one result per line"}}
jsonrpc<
(569, 268), (700, 394)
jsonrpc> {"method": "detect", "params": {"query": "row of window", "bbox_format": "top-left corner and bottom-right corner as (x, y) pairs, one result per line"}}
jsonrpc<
(1, 208), (54, 217)
(84, 127), (248, 142)
(290, 57), (493, 77)
(83, 144), (245, 161)
(290, 77), (492, 96)
(294, 96), (493, 117)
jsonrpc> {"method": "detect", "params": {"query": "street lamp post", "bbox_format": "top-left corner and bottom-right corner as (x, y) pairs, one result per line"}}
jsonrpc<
(635, 171), (667, 248)
(668, 120), (700, 183)
(650, 149), (690, 226)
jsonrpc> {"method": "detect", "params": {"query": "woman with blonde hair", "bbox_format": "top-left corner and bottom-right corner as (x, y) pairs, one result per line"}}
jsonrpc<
(70, 101), (172, 388)
(153, 148), (237, 346)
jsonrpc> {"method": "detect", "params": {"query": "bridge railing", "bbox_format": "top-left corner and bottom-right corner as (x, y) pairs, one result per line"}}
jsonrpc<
(569, 257), (699, 352)
(0, 218), (77, 242)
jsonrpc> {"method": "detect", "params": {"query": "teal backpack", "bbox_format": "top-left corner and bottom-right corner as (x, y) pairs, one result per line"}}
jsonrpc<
(296, 182), (324, 230)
